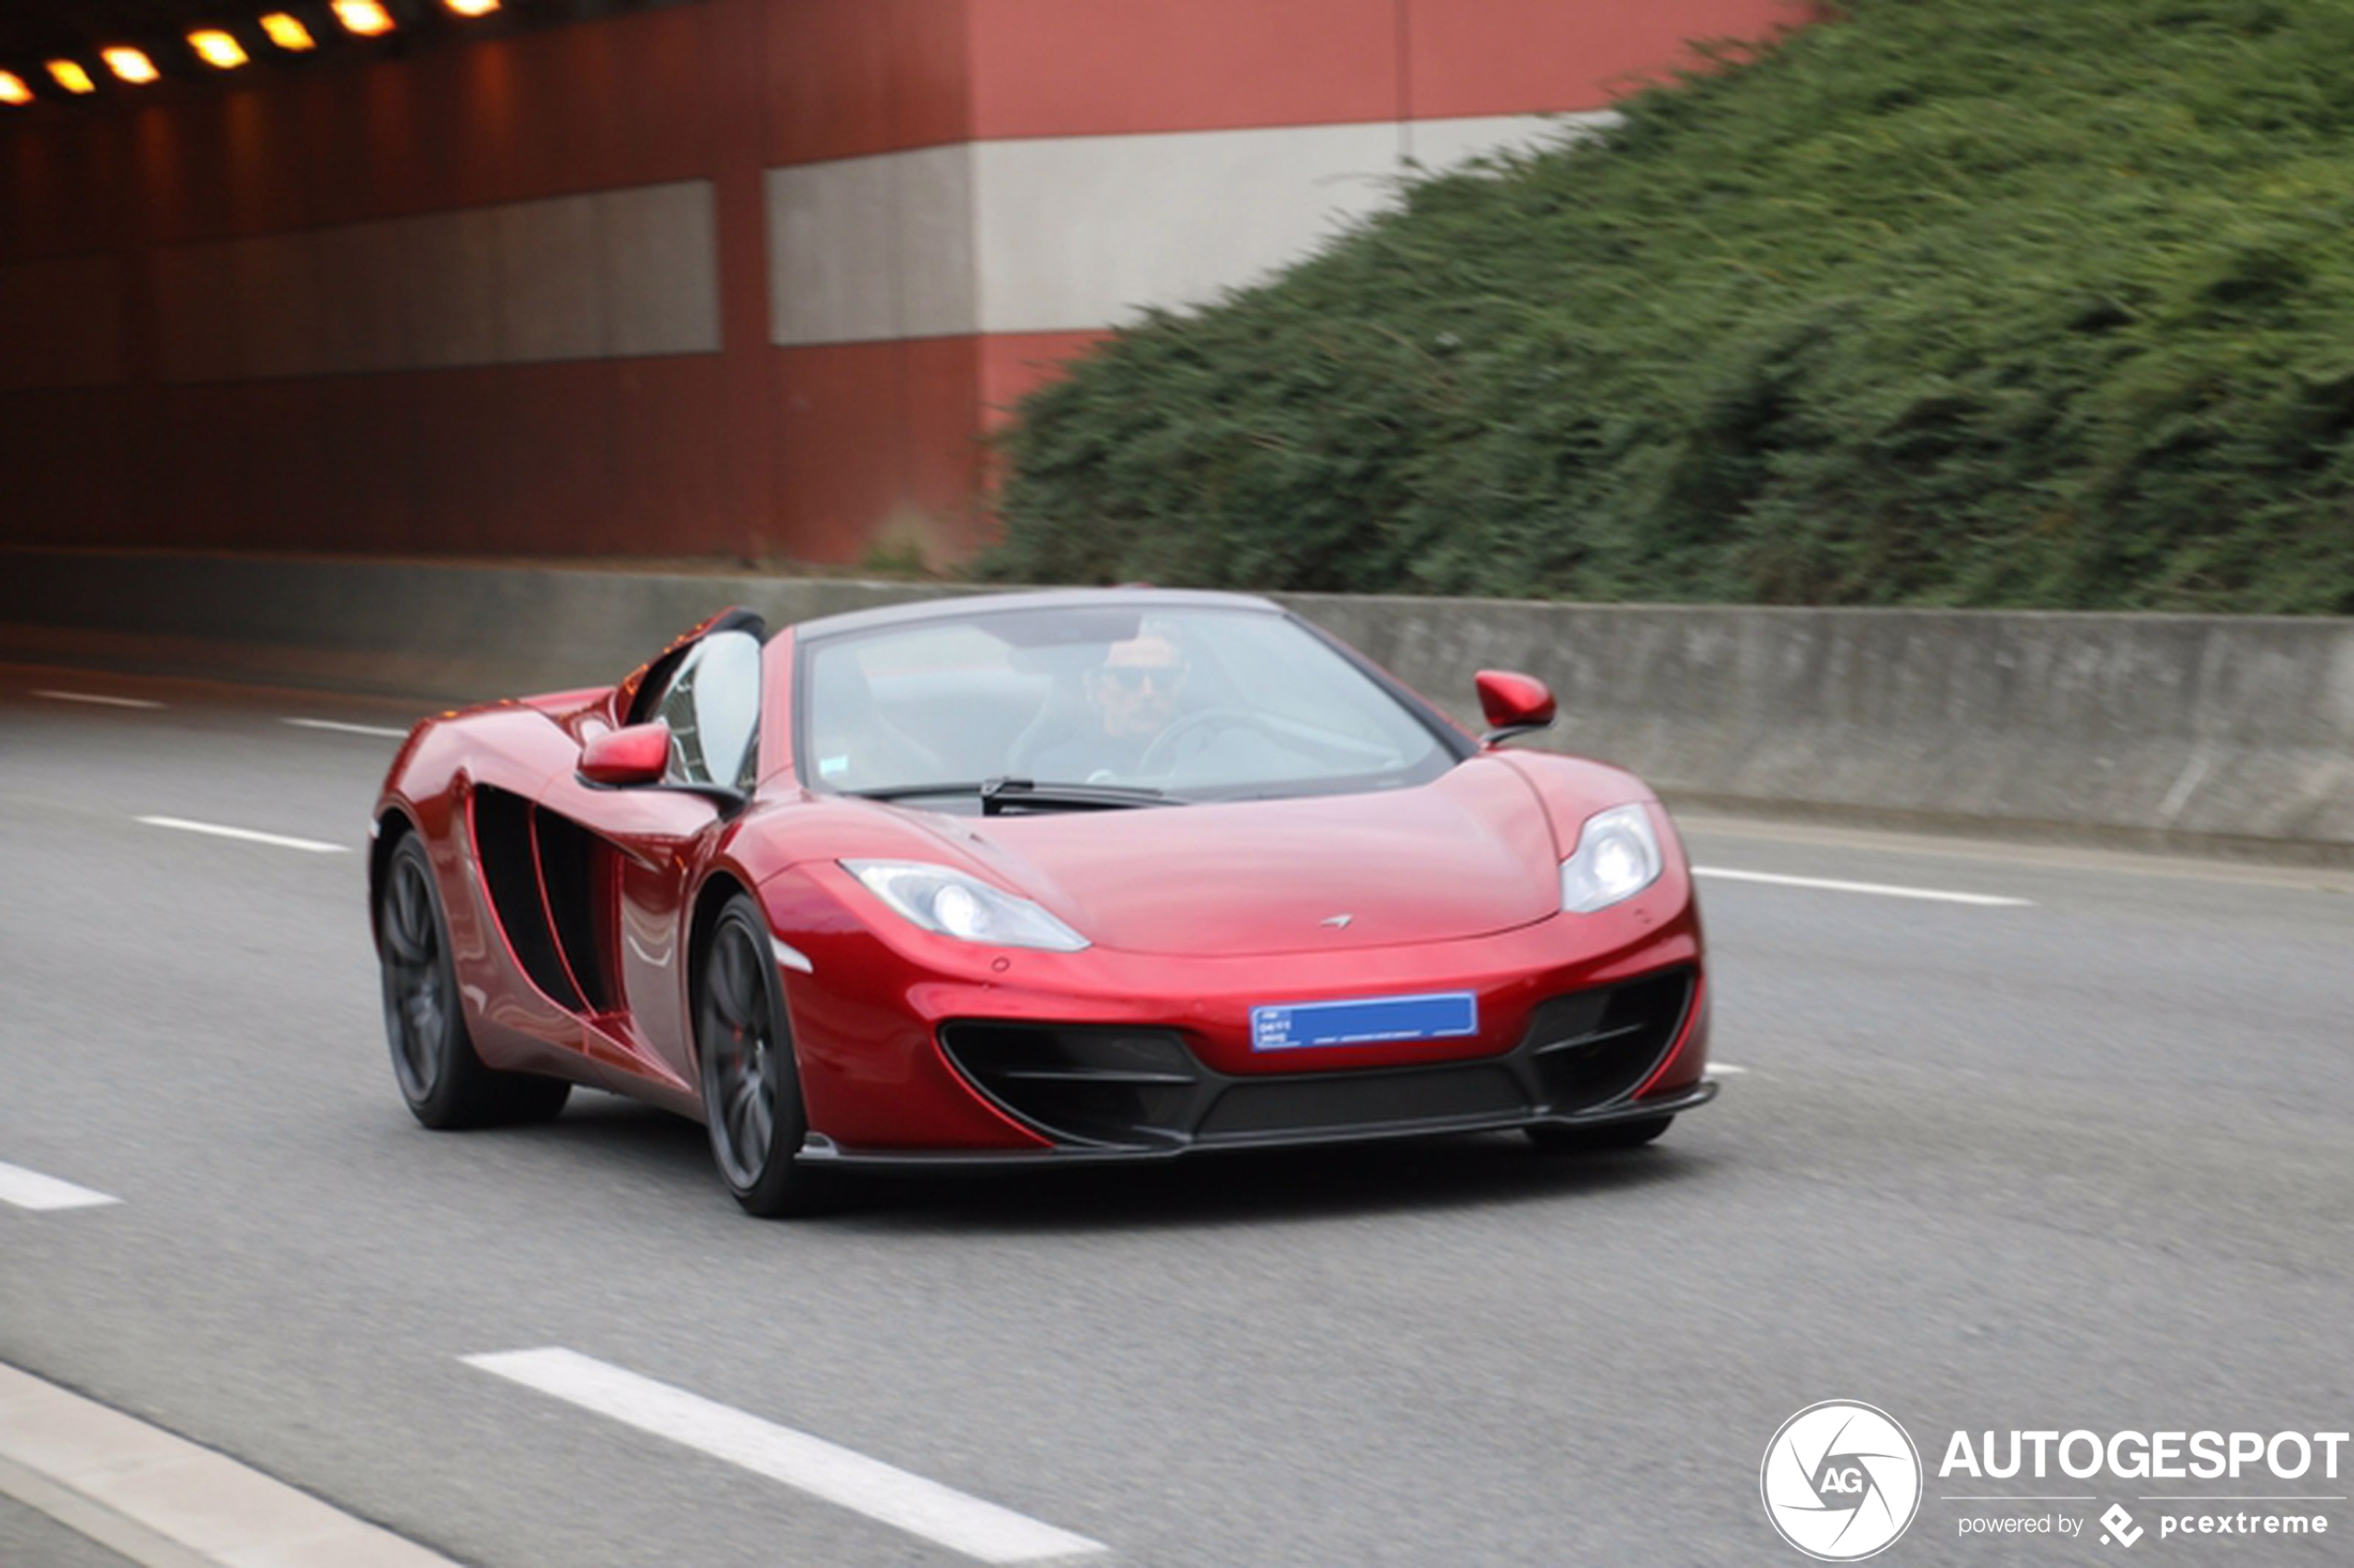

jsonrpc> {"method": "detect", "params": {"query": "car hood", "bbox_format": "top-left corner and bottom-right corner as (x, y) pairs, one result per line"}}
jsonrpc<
(909, 759), (1565, 956)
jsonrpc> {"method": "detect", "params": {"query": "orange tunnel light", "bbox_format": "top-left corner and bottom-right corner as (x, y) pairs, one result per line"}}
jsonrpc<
(0, 71), (32, 106)
(259, 13), (317, 51)
(445, 0), (501, 14)
(333, 0), (398, 36)
(189, 30), (249, 69)
(47, 60), (97, 95)
(102, 46), (160, 84)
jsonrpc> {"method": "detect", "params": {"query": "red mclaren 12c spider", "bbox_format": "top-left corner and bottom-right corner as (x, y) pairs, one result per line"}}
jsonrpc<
(370, 589), (1714, 1215)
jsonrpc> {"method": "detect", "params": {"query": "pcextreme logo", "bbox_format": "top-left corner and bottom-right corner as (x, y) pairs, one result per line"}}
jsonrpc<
(1762, 1400), (1926, 1561)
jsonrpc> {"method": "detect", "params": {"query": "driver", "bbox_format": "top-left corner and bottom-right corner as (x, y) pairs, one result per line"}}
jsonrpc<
(1029, 630), (1190, 782)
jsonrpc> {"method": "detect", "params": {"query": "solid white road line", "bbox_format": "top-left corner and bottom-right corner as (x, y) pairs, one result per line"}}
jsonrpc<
(0, 1161), (120, 1211)
(135, 816), (348, 854)
(464, 1348), (1109, 1565)
(0, 1362), (466, 1568)
(1693, 866), (2033, 907)
(284, 717), (411, 740)
(30, 689), (163, 710)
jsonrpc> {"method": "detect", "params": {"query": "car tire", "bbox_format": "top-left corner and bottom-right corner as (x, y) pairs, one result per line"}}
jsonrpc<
(696, 895), (837, 1218)
(1525, 1115), (1673, 1154)
(377, 833), (572, 1129)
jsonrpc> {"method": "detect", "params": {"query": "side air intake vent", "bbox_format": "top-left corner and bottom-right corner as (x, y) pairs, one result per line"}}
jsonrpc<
(469, 786), (583, 1012)
(533, 805), (612, 1013)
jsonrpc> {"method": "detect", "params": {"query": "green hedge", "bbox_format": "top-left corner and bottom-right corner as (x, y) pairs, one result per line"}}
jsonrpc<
(983, 0), (2354, 613)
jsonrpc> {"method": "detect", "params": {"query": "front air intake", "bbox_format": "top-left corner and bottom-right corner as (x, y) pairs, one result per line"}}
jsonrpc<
(1196, 1063), (1526, 1139)
(939, 965), (1695, 1152)
(938, 1024), (1205, 1149)
(1524, 968), (1693, 1113)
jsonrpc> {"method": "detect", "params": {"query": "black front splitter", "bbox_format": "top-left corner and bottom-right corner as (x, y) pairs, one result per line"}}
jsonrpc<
(796, 1079), (1719, 1172)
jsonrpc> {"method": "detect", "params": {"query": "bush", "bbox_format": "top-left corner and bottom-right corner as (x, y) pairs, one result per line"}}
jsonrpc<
(983, 0), (2354, 613)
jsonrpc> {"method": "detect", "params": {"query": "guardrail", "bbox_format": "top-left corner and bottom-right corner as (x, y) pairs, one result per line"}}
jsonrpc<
(5, 547), (2348, 857)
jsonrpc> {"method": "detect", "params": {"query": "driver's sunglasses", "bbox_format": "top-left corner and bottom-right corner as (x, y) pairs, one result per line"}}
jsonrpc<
(1101, 663), (1186, 693)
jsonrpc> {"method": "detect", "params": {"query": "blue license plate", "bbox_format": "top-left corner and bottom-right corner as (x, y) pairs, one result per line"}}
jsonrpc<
(1249, 992), (1478, 1052)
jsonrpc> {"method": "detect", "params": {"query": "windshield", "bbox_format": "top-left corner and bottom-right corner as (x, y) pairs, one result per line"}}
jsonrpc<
(796, 604), (1462, 806)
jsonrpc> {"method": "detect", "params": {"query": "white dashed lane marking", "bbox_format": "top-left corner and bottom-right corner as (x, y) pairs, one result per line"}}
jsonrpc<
(464, 1348), (1110, 1565)
(1693, 866), (2033, 907)
(30, 689), (163, 710)
(134, 816), (348, 854)
(284, 717), (410, 740)
(0, 1162), (120, 1211)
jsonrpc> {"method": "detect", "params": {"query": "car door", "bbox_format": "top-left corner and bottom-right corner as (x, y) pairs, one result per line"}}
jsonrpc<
(536, 618), (767, 1098)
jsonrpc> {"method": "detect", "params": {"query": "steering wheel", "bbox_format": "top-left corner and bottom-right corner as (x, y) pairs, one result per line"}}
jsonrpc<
(1138, 706), (1289, 776)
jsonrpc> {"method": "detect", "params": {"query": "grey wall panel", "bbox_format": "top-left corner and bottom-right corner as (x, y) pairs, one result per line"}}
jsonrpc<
(316, 219), (412, 374)
(492, 194), (605, 363)
(598, 180), (720, 358)
(402, 208), (501, 371)
(970, 122), (1398, 335)
(892, 145), (977, 342)
(766, 150), (978, 346)
(142, 180), (720, 382)
(766, 158), (897, 346)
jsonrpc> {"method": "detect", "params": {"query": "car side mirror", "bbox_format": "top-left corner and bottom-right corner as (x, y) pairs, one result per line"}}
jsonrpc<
(1474, 670), (1556, 746)
(579, 722), (671, 787)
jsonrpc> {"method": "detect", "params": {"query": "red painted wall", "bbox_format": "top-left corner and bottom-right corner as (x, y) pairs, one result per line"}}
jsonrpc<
(0, 0), (1811, 564)
(1, 1), (772, 560)
(968, 0), (1401, 141)
(764, 0), (974, 166)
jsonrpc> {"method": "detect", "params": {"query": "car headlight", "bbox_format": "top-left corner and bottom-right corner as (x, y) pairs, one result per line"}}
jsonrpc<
(1560, 803), (1664, 913)
(842, 860), (1090, 951)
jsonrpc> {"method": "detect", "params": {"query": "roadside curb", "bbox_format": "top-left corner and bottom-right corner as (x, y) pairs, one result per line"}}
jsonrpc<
(0, 1362), (470, 1568)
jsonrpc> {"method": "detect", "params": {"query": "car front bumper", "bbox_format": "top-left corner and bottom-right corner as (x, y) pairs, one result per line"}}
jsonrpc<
(761, 859), (1713, 1160)
(795, 1077), (1717, 1170)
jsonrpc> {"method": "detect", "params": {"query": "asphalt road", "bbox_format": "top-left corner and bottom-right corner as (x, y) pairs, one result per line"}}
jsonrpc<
(4, 664), (2349, 1568)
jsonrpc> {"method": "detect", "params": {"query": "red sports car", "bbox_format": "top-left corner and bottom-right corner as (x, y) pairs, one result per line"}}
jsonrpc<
(371, 589), (1713, 1215)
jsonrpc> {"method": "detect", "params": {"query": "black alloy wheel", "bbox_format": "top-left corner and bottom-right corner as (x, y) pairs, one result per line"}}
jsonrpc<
(697, 896), (834, 1217)
(377, 833), (570, 1129)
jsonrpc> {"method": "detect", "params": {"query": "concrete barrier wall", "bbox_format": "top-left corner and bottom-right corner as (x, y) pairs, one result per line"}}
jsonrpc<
(0, 550), (972, 705)
(1295, 594), (2354, 856)
(5, 548), (2349, 856)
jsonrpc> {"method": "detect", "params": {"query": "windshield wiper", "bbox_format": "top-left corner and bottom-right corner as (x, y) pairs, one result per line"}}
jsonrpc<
(846, 778), (1182, 815)
(981, 777), (1181, 815)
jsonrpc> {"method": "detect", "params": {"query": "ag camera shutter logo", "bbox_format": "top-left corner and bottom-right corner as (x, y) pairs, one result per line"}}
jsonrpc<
(1762, 1400), (1924, 1561)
